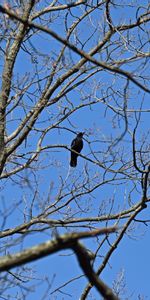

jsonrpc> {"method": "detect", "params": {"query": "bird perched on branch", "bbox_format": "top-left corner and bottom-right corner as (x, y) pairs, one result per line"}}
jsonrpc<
(70, 132), (84, 167)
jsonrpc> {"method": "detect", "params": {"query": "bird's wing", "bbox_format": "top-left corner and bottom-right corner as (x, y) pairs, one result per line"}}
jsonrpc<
(71, 138), (77, 148)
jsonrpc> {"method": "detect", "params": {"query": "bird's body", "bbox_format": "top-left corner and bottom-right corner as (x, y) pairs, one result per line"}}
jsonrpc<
(70, 132), (84, 167)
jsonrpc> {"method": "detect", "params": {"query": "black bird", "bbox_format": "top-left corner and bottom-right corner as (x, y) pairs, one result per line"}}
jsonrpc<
(70, 132), (84, 167)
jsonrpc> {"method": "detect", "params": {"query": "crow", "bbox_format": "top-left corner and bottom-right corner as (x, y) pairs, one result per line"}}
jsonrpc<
(70, 132), (84, 167)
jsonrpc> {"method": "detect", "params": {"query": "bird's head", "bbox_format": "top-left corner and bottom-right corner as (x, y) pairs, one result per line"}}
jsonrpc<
(77, 132), (84, 138)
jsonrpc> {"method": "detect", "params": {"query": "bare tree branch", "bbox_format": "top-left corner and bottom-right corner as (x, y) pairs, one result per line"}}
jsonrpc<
(0, 5), (150, 93)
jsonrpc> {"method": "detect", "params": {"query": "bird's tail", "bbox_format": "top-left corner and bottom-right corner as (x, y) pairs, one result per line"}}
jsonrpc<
(70, 156), (77, 167)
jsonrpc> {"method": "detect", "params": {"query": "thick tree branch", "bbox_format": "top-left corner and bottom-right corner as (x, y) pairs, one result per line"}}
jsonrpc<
(0, 1), (35, 174)
(0, 227), (117, 272)
(73, 242), (119, 300)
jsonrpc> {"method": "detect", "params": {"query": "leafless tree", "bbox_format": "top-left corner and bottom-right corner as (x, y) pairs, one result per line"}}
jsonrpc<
(0, 1), (150, 299)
